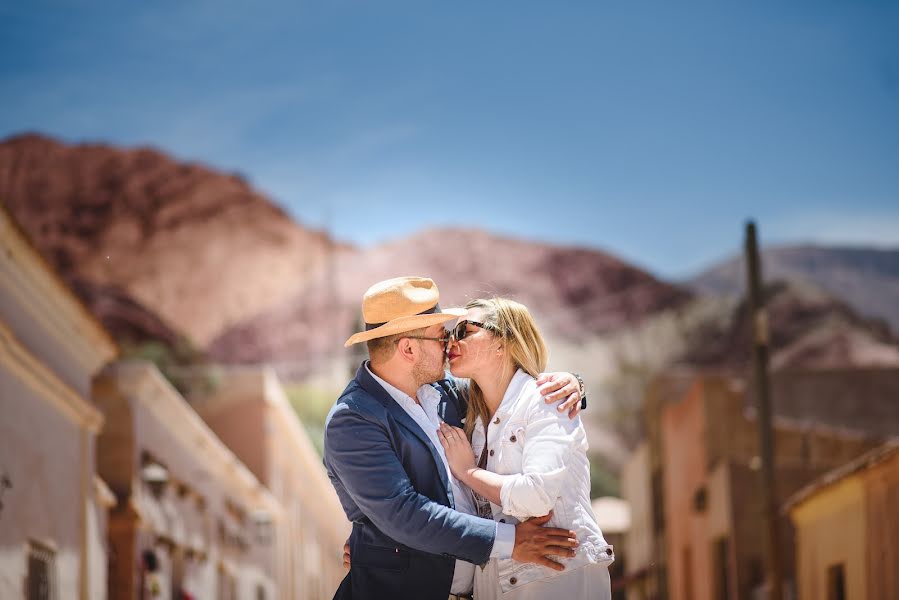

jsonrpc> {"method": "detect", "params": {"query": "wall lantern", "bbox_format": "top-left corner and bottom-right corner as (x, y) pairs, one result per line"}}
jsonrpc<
(141, 463), (170, 498)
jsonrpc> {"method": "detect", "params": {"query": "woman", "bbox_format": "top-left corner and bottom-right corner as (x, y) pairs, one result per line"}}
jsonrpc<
(438, 298), (613, 599)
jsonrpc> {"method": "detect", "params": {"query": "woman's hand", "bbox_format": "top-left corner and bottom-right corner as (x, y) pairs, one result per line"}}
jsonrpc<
(437, 421), (477, 480)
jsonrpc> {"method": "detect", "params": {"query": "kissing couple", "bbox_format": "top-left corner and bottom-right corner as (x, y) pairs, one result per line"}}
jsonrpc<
(324, 276), (614, 600)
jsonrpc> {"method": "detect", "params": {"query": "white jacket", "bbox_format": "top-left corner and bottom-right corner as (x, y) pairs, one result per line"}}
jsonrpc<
(470, 369), (615, 593)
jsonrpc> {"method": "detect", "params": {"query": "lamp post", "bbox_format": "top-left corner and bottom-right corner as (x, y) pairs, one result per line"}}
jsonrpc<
(744, 221), (782, 600)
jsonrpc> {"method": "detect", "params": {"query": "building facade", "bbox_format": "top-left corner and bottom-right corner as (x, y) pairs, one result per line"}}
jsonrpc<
(787, 440), (899, 600)
(92, 361), (284, 600)
(0, 206), (118, 599)
(623, 370), (897, 600)
(185, 367), (350, 599)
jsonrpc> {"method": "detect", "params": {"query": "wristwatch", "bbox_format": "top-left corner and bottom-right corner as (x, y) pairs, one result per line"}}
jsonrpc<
(573, 373), (587, 410)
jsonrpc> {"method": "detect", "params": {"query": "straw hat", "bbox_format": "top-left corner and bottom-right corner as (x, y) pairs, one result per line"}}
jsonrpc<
(344, 276), (466, 347)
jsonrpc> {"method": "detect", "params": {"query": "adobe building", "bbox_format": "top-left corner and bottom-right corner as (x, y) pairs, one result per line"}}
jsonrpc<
(623, 368), (899, 600)
(0, 206), (118, 599)
(183, 367), (350, 599)
(91, 361), (284, 600)
(786, 439), (899, 600)
(620, 441), (658, 600)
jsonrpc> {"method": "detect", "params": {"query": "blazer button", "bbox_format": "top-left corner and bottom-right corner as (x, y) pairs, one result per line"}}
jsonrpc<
(489, 449), (495, 456)
(494, 417), (500, 424)
(510, 577), (518, 585)
(510, 435), (517, 443)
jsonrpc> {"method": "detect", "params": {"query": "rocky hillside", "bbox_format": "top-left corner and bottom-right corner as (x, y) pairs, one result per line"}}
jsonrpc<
(0, 133), (336, 347)
(690, 245), (899, 333)
(208, 228), (694, 374)
(3, 133), (897, 386)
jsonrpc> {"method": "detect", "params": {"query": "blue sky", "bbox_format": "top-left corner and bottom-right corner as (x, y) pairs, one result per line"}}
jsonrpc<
(2, 1), (898, 278)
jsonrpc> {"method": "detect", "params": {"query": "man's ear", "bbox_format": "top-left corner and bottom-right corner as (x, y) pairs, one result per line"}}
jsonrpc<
(396, 338), (417, 364)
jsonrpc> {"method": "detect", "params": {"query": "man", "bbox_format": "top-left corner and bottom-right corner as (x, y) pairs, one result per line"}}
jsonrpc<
(324, 276), (585, 600)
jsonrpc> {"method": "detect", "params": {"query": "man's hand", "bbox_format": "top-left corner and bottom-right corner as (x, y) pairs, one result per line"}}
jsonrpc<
(536, 373), (582, 419)
(343, 540), (351, 570)
(511, 512), (578, 571)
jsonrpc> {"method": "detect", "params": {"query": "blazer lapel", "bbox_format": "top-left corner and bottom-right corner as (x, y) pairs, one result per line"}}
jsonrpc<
(355, 363), (454, 505)
(433, 379), (467, 428)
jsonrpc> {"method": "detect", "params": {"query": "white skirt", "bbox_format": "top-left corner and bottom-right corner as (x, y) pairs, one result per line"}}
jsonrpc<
(473, 559), (611, 600)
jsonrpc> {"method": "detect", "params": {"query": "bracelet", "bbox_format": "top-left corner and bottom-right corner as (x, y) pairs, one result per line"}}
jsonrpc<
(573, 373), (587, 410)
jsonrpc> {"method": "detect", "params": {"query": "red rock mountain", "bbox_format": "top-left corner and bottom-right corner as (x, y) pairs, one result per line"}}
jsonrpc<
(690, 245), (899, 333)
(0, 133), (336, 347)
(208, 228), (694, 373)
(3, 133), (896, 381)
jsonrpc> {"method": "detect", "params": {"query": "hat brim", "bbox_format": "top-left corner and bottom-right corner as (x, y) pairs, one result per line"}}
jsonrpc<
(344, 308), (467, 347)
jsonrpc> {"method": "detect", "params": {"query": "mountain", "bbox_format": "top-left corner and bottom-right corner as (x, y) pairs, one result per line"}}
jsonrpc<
(207, 228), (694, 374)
(0, 133), (337, 347)
(689, 245), (899, 333)
(678, 279), (899, 371)
(3, 133), (897, 387)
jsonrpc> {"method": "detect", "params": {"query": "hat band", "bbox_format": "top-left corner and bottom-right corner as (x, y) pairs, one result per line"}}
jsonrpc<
(364, 304), (442, 331)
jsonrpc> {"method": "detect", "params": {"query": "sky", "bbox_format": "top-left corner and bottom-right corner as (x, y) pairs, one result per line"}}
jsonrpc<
(2, 1), (898, 278)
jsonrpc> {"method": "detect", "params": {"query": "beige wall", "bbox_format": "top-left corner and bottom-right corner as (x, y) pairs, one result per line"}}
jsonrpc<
(863, 451), (899, 600)
(0, 362), (89, 598)
(622, 442), (652, 575)
(791, 478), (867, 600)
(0, 208), (116, 600)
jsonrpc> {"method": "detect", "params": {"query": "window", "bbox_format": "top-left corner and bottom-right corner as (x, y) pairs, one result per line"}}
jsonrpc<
(27, 541), (56, 600)
(827, 563), (846, 600)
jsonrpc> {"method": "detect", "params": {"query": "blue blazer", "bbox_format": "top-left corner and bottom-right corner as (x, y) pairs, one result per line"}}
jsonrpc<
(324, 362), (495, 600)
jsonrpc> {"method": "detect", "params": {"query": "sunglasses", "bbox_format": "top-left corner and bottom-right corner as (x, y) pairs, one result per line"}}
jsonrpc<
(449, 319), (500, 342)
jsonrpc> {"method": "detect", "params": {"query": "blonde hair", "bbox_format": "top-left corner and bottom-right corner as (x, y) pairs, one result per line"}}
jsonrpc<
(463, 298), (548, 438)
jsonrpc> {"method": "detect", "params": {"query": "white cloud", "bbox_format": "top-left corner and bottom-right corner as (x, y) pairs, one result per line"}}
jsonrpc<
(770, 210), (899, 249)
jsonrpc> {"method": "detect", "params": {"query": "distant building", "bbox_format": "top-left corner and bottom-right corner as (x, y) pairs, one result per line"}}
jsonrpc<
(623, 369), (899, 600)
(786, 439), (899, 600)
(183, 367), (350, 599)
(592, 496), (630, 600)
(1, 202), (350, 600)
(92, 362), (283, 600)
(0, 206), (118, 599)
(621, 442), (659, 600)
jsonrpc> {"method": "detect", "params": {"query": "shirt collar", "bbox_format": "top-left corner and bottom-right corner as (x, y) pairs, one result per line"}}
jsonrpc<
(494, 368), (534, 418)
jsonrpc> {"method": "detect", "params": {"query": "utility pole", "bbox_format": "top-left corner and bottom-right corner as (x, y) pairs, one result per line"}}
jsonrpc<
(744, 221), (782, 600)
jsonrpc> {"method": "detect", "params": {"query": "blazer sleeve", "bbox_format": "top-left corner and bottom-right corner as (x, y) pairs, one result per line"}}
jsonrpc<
(324, 404), (496, 565)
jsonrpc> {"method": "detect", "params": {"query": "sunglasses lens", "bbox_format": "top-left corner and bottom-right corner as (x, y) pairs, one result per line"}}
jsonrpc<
(454, 321), (467, 341)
